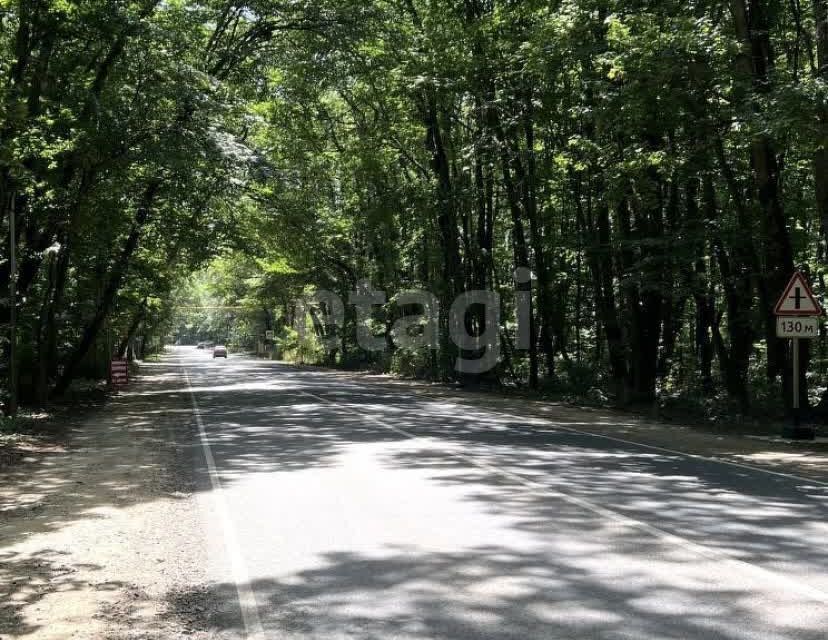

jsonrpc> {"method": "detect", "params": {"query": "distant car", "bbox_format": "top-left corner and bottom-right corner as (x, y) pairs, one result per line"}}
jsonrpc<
(196, 342), (206, 349)
(213, 345), (228, 358)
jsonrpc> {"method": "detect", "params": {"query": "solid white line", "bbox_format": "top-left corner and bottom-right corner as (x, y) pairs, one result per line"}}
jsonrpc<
(297, 367), (828, 488)
(436, 399), (828, 488)
(297, 387), (828, 605)
(183, 363), (266, 640)
(261, 360), (827, 487)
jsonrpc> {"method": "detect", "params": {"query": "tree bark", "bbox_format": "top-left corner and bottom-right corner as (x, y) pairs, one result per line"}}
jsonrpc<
(518, 87), (556, 381)
(814, 0), (828, 248)
(573, 171), (628, 402)
(422, 92), (462, 379)
(704, 173), (752, 409)
(499, 138), (538, 388)
(731, 0), (797, 392)
(118, 301), (148, 358)
(52, 179), (161, 397)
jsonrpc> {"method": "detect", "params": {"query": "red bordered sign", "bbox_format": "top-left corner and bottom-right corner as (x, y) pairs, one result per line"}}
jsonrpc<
(774, 271), (823, 317)
(110, 358), (129, 386)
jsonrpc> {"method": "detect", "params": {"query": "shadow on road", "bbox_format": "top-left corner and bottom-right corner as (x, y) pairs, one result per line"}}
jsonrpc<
(160, 543), (824, 640)
(1, 351), (826, 638)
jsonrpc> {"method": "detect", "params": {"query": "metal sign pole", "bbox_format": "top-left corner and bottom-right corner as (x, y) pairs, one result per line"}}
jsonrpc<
(775, 270), (820, 440)
(792, 337), (799, 427)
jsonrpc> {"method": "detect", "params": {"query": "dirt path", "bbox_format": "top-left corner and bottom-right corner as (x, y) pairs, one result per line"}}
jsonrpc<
(0, 360), (237, 640)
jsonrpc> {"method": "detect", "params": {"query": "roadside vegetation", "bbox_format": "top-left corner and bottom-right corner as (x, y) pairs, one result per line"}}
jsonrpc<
(2, 0), (828, 424)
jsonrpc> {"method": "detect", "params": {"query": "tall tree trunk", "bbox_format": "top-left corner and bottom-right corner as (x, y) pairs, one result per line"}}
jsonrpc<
(44, 238), (70, 380)
(500, 142), (538, 388)
(658, 178), (686, 383)
(405, 0), (462, 380)
(686, 177), (716, 395)
(617, 196), (663, 404)
(574, 171), (628, 402)
(519, 87), (556, 381)
(34, 249), (59, 405)
(814, 0), (828, 248)
(705, 173), (753, 409)
(118, 301), (148, 358)
(731, 0), (798, 396)
(52, 179), (161, 397)
(421, 93), (462, 380)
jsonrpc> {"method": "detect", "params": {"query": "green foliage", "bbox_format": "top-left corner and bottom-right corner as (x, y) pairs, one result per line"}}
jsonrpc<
(3, 0), (827, 421)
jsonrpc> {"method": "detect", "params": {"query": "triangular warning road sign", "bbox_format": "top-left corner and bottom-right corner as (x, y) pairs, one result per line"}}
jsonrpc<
(774, 271), (823, 316)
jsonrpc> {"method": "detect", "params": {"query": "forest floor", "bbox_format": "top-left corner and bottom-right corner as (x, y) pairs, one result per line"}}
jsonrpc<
(0, 383), (108, 471)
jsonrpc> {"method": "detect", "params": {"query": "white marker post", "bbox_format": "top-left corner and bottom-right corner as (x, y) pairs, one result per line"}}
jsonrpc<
(774, 271), (822, 440)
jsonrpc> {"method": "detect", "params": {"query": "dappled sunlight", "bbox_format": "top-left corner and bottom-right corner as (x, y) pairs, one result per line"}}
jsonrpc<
(158, 349), (827, 634)
(6, 0), (828, 634)
(0, 549), (110, 637)
(2, 349), (826, 638)
(167, 349), (828, 595)
(153, 541), (825, 639)
(0, 363), (203, 550)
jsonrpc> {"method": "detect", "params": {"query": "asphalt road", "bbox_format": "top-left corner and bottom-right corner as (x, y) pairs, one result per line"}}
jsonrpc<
(172, 347), (827, 640)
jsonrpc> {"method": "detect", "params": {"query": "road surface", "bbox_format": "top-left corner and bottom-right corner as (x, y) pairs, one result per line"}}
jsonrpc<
(5, 347), (826, 639)
(167, 347), (827, 639)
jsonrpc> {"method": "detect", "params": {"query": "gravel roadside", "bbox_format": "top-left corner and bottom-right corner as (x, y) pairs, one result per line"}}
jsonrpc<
(0, 360), (239, 640)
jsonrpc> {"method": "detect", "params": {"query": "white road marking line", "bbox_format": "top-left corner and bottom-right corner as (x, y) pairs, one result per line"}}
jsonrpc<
(286, 364), (828, 488)
(183, 363), (266, 640)
(297, 387), (828, 605)
(452, 403), (828, 488)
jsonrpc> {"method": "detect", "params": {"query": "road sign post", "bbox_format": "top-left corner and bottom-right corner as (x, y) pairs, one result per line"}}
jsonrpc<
(792, 337), (800, 425)
(774, 271), (821, 440)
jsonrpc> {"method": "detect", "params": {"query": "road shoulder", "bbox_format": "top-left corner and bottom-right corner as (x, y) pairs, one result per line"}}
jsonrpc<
(0, 359), (231, 639)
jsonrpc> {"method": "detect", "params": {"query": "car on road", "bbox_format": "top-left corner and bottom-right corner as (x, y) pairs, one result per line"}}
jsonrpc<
(212, 345), (228, 358)
(196, 342), (206, 349)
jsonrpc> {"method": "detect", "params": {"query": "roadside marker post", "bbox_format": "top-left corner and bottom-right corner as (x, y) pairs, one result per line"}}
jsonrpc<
(774, 271), (822, 440)
(109, 358), (129, 388)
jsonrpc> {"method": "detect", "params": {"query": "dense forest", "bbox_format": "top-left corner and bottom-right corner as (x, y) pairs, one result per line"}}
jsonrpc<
(2, 0), (828, 419)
